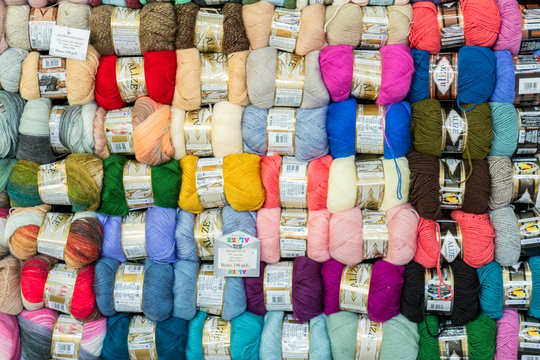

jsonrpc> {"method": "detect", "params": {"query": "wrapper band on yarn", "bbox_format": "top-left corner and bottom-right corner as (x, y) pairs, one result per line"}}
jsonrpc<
(0, 47), (28, 93)
(0, 255), (23, 315)
(0, 90), (24, 159)
(0, 313), (20, 360)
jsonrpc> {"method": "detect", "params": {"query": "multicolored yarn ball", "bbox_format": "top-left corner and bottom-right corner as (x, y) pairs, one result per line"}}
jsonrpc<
(0, 158), (16, 208)
(4, 204), (49, 260)
(0, 255), (23, 315)
(0, 207), (10, 255)
(0, 90), (25, 159)
(0, 313), (20, 360)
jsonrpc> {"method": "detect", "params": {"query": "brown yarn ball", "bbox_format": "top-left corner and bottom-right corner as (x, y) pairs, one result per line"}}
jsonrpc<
(174, 2), (198, 50)
(0, 255), (23, 315)
(90, 2), (176, 56)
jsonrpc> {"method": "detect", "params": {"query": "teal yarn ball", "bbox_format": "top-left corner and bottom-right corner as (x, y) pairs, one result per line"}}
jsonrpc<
(259, 311), (331, 360)
(186, 311), (264, 360)
(489, 102), (518, 157)
(101, 313), (187, 360)
(529, 256), (540, 318)
(326, 311), (357, 360)
(0, 90), (25, 158)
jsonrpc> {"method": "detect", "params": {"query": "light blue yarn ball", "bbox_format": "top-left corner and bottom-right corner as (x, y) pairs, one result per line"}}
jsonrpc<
(0, 48), (28, 93)
(489, 50), (516, 103)
(489, 102), (518, 157)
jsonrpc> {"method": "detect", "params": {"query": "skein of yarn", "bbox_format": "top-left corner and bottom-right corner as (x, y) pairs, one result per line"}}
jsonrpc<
(495, 309), (519, 360)
(186, 311), (262, 360)
(89, 3), (176, 56)
(0, 47), (27, 92)
(170, 102), (244, 161)
(95, 51), (176, 110)
(242, 0), (296, 10)
(3, 204), (49, 260)
(260, 154), (331, 211)
(490, 50), (517, 103)
(16, 98), (55, 164)
(101, 313), (187, 360)
(0, 90), (24, 159)
(98, 207), (176, 263)
(242, 2), (325, 55)
(326, 99), (411, 159)
(490, 206), (520, 266)
(7, 154), (103, 212)
(242, 105), (329, 162)
(259, 311), (331, 359)
(407, 151), (491, 220)
(0, 313), (20, 360)
(172, 49), (249, 111)
(246, 47), (329, 109)
(0, 255), (23, 315)
(488, 156), (513, 210)
(172, 260), (246, 321)
(492, 0), (522, 55)
(244, 257), (323, 322)
(0, 0), (6, 55)
(179, 153), (264, 214)
(326, 156), (410, 214)
(19, 46), (100, 105)
(98, 155), (181, 217)
(0, 158), (16, 208)
(94, 257), (174, 322)
(319, 45), (414, 105)
(91, 0), (142, 8)
(489, 102), (518, 156)
(21, 256), (99, 321)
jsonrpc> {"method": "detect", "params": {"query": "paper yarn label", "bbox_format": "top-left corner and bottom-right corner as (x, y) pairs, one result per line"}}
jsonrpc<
(519, 313), (540, 358)
(439, 158), (465, 210)
(279, 209), (308, 258)
(513, 158), (540, 205)
(202, 316), (232, 360)
(51, 314), (83, 360)
(38, 56), (67, 99)
(339, 263), (372, 313)
(37, 212), (73, 260)
(353, 314), (382, 360)
(38, 160), (71, 206)
(441, 107), (468, 154)
(281, 315), (309, 360)
(266, 107), (296, 156)
(424, 266), (454, 314)
(436, 219), (463, 263)
(429, 53), (458, 101)
(43, 264), (78, 314)
(197, 264), (225, 316)
(184, 108), (213, 157)
(438, 322), (469, 360)
(355, 104), (385, 154)
(361, 210), (388, 260)
(360, 6), (388, 49)
(269, 8), (300, 53)
(114, 263), (144, 313)
(49, 105), (69, 154)
(123, 160), (155, 210)
(116, 57), (147, 104)
(201, 53), (229, 105)
(351, 50), (382, 100)
(28, 7), (57, 51)
(121, 210), (148, 260)
(110, 8), (142, 56)
(279, 156), (308, 208)
(194, 8), (224, 53)
(503, 261), (533, 310)
(214, 231), (260, 277)
(274, 51), (305, 107)
(105, 107), (135, 155)
(195, 208), (223, 261)
(127, 315), (158, 360)
(264, 261), (293, 311)
(196, 157), (227, 209)
(513, 56), (540, 106)
(437, 2), (464, 48)
(516, 107), (540, 155)
(517, 209), (540, 252)
(49, 25), (90, 61)
(521, 5), (540, 41)
(355, 159), (385, 210)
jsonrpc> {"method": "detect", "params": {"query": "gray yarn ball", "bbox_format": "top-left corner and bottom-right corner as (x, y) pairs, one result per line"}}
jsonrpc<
(490, 206), (520, 266)
(488, 156), (513, 210)
(0, 91), (25, 158)
(0, 47), (28, 92)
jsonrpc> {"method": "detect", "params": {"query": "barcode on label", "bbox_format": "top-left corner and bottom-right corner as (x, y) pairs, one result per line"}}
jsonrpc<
(111, 142), (131, 154)
(273, 295), (285, 303)
(427, 301), (451, 312)
(526, 82), (538, 91)
(275, 134), (290, 144)
(55, 342), (74, 355)
(519, 78), (540, 95)
(43, 57), (62, 69)
(48, 302), (66, 312)
(522, 356), (540, 360)
(286, 164), (299, 173)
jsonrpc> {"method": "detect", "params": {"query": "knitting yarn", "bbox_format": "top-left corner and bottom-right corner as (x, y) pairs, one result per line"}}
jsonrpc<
(94, 257), (174, 322)
(4, 204), (49, 260)
(407, 151), (491, 220)
(6, 3), (91, 50)
(327, 99), (411, 159)
(242, 105), (329, 162)
(246, 47), (329, 109)
(7, 154), (103, 212)
(322, 258), (404, 322)
(16, 98), (55, 164)
(319, 45), (414, 105)
(257, 207), (331, 263)
(186, 311), (262, 360)
(490, 206), (520, 266)
(101, 313), (187, 360)
(242, 0), (295, 9)
(0, 208), (8, 255)
(242, 2), (325, 55)
(326, 156), (410, 213)
(244, 257), (323, 321)
(172, 49), (249, 111)
(0, 0), (6, 54)
(0, 255), (23, 315)
(0, 90), (24, 159)
(0, 47), (27, 92)
(411, 100), (492, 159)
(175, 206), (256, 262)
(489, 102), (518, 156)
(259, 311), (331, 359)
(170, 102), (244, 160)
(451, 211), (495, 268)
(20, 46), (100, 105)
(98, 207), (176, 263)
(90, 3), (175, 56)
(490, 50), (516, 103)
(0, 313), (20, 360)
(172, 260), (246, 321)
(492, 0), (522, 55)
(21, 256), (98, 321)
(325, 4), (413, 48)
(407, 46), (497, 106)
(91, 0), (142, 8)
(95, 51), (176, 110)
(30, 0), (91, 6)
(495, 309), (519, 360)
(179, 153), (264, 214)
(175, 3), (249, 55)
(488, 156), (513, 210)
(98, 155), (181, 217)
(0, 158), (16, 208)
(409, 0), (501, 54)
(261, 154), (331, 211)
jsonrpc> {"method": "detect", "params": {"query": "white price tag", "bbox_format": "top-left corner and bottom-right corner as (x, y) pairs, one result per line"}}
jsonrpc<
(49, 26), (90, 61)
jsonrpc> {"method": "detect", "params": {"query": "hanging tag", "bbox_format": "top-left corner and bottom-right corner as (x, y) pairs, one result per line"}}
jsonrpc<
(214, 231), (260, 277)
(49, 25), (90, 61)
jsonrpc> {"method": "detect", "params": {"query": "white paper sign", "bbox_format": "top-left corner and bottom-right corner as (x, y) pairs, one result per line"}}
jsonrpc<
(49, 26), (90, 61)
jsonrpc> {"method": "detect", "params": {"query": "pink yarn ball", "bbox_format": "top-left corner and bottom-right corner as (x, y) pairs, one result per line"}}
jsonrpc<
(492, 0), (522, 55)
(319, 45), (354, 102)
(495, 309), (519, 360)
(0, 313), (21, 360)
(385, 203), (419, 266)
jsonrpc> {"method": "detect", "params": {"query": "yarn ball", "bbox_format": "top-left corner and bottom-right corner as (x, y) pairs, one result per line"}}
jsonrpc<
(91, 0), (142, 8)
(246, 47), (329, 109)
(4, 204), (49, 260)
(0, 0), (6, 54)
(0, 158), (16, 208)
(186, 311), (263, 360)
(489, 102), (518, 156)
(244, 257), (323, 322)
(259, 311), (331, 359)
(0, 47), (27, 92)
(0, 255), (23, 315)
(7, 154), (103, 212)
(0, 313), (20, 360)
(16, 98), (55, 164)
(172, 260), (246, 321)
(98, 154), (181, 217)
(179, 153), (264, 214)
(95, 51), (176, 110)
(101, 313), (187, 360)
(326, 98), (411, 159)
(242, 105), (329, 162)
(488, 156), (513, 210)
(495, 309), (519, 360)
(94, 257), (174, 322)
(0, 90), (25, 158)
(242, 0), (296, 9)
(492, 0), (522, 55)
(490, 50), (517, 103)
(490, 206), (520, 267)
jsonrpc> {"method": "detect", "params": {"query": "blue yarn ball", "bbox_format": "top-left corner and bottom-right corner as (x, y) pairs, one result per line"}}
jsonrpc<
(407, 49), (430, 104)
(489, 102), (518, 157)
(476, 261), (503, 320)
(529, 256), (540, 318)
(259, 311), (331, 360)
(172, 260), (246, 321)
(186, 311), (263, 360)
(327, 98), (411, 159)
(101, 313), (187, 360)
(242, 105), (329, 162)
(535, 50), (540, 56)
(489, 50), (516, 103)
